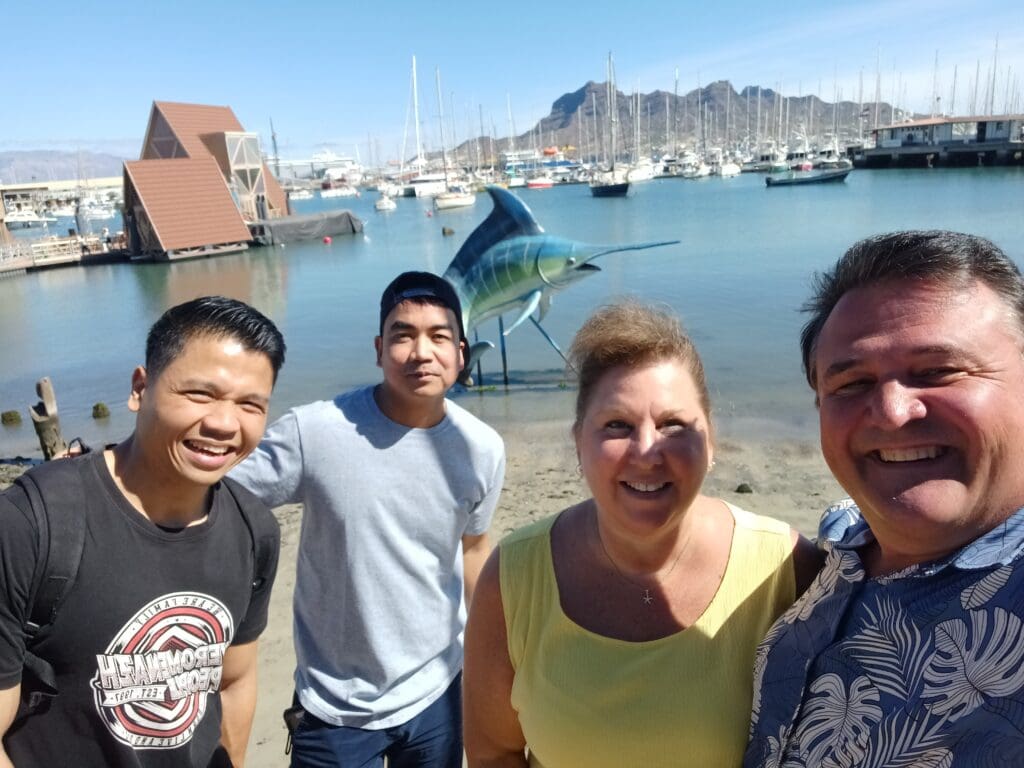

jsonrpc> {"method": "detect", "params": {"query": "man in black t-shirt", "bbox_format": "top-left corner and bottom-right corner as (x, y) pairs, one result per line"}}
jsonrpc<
(0, 296), (286, 768)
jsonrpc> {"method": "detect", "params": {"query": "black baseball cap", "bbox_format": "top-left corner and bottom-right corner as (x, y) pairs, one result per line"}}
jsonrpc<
(379, 271), (466, 343)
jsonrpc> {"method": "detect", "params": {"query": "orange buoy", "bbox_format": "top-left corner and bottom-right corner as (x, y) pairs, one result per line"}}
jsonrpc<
(323, 236), (332, 244)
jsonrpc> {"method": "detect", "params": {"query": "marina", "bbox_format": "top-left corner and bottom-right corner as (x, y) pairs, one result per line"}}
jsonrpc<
(1, 167), (1021, 459)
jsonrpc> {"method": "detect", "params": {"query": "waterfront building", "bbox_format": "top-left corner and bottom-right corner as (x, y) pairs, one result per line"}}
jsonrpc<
(853, 114), (1024, 167)
(123, 101), (289, 260)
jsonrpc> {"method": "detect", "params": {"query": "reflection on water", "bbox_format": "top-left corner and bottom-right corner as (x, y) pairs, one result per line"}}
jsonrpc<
(2, 168), (1023, 457)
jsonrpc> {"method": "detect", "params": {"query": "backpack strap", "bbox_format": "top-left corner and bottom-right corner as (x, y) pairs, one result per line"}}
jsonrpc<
(221, 477), (279, 608)
(12, 457), (89, 718)
(15, 459), (89, 639)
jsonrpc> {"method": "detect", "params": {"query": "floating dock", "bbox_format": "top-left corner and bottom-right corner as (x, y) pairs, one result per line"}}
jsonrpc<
(248, 210), (363, 246)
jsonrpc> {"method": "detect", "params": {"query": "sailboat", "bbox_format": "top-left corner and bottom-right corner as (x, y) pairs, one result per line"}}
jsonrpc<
(433, 67), (476, 211)
(404, 56), (447, 198)
(590, 54), (630, 198)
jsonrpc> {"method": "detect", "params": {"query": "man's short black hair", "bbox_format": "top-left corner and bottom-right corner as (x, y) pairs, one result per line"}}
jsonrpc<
(800, 230), (1023, 388)
(379, 271), (466, 343)
(146, 296), (286, 383)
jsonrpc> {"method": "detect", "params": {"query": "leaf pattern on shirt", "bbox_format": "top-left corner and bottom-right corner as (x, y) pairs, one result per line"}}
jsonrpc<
(923, 607), (1024, 720)
(960, 565), (1012, 610)
(789, 673), (881, 766)
(792, 549), (863, 622)
(751, 610), (792, 731)
(851, 710), (953, 768)
(761, 724), (798, 768)
(841, 595), (930, 700)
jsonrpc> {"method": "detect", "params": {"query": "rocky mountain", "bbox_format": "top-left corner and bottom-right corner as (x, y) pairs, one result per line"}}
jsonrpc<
(0, 150), (129, 184)
(455, 80), (894, 162)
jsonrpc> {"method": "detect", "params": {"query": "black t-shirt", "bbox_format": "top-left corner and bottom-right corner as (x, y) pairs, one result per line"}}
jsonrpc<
(0, 452), (279, 767)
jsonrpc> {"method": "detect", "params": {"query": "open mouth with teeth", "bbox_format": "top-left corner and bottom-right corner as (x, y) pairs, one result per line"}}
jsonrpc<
(874, 446), (948, 463)
(183, 440), (232, 458)
(622, 480), (670, 493)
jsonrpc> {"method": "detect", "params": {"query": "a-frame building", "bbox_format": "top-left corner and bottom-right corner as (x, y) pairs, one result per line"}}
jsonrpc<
(123, 101), (287, 260)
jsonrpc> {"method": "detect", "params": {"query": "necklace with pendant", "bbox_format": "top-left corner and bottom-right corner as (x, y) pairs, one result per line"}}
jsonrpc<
(594, 513), (689, 605)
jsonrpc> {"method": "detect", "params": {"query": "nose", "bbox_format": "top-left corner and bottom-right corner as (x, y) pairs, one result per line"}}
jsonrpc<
(870, 379), (927, 429)
(410, 333), (432, 361)
(201, 400), (241, 435)
(630, 424), (664, 466)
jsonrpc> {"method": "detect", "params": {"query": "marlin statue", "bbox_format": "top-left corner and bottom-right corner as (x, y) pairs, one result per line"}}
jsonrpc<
(442, 185), (679, 377)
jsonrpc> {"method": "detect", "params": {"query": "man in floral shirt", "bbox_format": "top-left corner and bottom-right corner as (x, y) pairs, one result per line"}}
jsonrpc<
(745, 230), (1024, 767)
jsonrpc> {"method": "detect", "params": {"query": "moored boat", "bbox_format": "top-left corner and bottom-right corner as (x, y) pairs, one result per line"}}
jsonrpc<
(374, 195), (397, 212)
(589, 180), (630, 197)
(765, 167), (852, 187)
(589, 53), (630, 199)
(526, 174), (554, 190)
(434, 184), (476, 210)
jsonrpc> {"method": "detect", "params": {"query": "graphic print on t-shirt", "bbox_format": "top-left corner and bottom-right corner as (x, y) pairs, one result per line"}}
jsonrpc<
(91, 592), (234, 749)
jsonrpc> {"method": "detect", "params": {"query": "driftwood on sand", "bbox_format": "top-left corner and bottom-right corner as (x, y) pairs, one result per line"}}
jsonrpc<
(29, 377), (68, 460)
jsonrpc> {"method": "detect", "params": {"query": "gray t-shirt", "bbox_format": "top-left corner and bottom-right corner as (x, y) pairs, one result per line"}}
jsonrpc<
(231, 385), (505, 729)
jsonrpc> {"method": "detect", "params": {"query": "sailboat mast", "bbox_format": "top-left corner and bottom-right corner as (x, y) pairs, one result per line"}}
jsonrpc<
(609, 53), (618, 171)
(412, 55), (423, 168)
(436, 68), (449, 185)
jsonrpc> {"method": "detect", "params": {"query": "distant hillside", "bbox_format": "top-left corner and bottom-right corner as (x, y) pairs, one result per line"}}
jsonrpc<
(0, 150), (129, 184)
(454, 80), (896, 163)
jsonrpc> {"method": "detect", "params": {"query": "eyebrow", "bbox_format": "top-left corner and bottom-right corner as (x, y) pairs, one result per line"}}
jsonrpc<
(388, 320), (455, 334)
(180, 379), (270, 406)
(820, 344), (966, 382)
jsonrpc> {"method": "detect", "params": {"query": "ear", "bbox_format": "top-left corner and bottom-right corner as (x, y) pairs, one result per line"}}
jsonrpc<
(127, 366), (147, 413)
(457, 338), (466, 370)
(374, 336), (383, 368)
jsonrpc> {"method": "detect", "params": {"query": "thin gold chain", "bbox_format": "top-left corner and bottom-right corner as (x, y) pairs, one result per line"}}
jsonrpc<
(594, 513), (689, 606)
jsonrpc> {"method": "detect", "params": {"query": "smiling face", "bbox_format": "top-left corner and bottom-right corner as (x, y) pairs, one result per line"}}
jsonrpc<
(129, 333), (274, 492)
(575, 360), (713, 539)
(814, 278), (1024, 571)
(375, 299), (465, 425)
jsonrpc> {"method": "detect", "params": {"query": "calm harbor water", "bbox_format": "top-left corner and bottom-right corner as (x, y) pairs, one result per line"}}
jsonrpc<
(2, 168), (1022, 458)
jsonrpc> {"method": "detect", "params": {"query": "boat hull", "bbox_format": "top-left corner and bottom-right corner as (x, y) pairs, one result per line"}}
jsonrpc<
(434, 193), (476, 210)
(765, 168), (851, 187)
(589, 182), (630, 198)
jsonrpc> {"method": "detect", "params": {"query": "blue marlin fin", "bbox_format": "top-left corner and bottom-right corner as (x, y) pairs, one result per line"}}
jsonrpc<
(443, 186), (544, 283)
(458, 340), (496, 386)
(504, 290), (543, 335)
(537, 290), (553, 321)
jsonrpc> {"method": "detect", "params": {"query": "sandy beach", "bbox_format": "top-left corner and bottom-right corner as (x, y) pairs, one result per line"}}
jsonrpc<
(0, 416), (844, 767)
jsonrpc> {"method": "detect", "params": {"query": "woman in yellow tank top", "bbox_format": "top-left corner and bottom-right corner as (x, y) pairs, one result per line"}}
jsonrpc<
(464, 301), (822, 767)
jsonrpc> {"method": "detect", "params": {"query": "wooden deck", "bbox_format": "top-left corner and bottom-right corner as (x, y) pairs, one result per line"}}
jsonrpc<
(0, 235), (127, 276)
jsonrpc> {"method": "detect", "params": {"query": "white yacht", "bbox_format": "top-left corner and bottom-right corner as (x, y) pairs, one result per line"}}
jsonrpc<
(433, 184), (476, 210)
(374, 194), (397, 212)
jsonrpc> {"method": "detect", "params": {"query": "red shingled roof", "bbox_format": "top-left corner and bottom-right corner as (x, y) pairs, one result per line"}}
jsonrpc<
(151, 101), (245, 159)
(124, 157), (250, 252)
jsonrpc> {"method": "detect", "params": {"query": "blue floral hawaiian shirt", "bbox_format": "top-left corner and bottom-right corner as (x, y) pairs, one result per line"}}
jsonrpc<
(744, 499), (1024, 767)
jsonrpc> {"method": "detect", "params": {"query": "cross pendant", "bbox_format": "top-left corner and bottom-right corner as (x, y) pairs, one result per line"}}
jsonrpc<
(642, 589), (653, 605)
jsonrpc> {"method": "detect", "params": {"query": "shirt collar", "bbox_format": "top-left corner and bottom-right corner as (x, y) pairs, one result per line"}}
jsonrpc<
(818, 499), (1024, 573)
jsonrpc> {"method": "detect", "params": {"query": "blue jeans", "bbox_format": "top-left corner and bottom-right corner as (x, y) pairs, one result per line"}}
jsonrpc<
(289, 675), (462, 768)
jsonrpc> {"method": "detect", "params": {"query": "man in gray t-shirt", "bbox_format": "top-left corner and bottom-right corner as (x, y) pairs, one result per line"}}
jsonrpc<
(232, 271), (506, 767)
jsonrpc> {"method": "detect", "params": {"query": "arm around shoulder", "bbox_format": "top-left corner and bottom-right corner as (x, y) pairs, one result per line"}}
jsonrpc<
(463, 548), (528, 768)
(790, 529), (825, 598)
(229, 410), (305, 508)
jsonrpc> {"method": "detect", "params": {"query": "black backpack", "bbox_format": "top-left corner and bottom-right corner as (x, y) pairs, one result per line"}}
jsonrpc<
(11, 456), (278, 720)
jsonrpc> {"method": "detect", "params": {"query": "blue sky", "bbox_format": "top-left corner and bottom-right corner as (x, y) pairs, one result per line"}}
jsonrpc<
(3, 0), (1020, 163)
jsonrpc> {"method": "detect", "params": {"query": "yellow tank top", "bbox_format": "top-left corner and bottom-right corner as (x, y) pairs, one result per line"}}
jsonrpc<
(499, 504), (795, 768)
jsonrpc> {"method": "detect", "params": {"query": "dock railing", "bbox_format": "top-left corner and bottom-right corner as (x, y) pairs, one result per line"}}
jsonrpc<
(0, 235), (106, 273)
